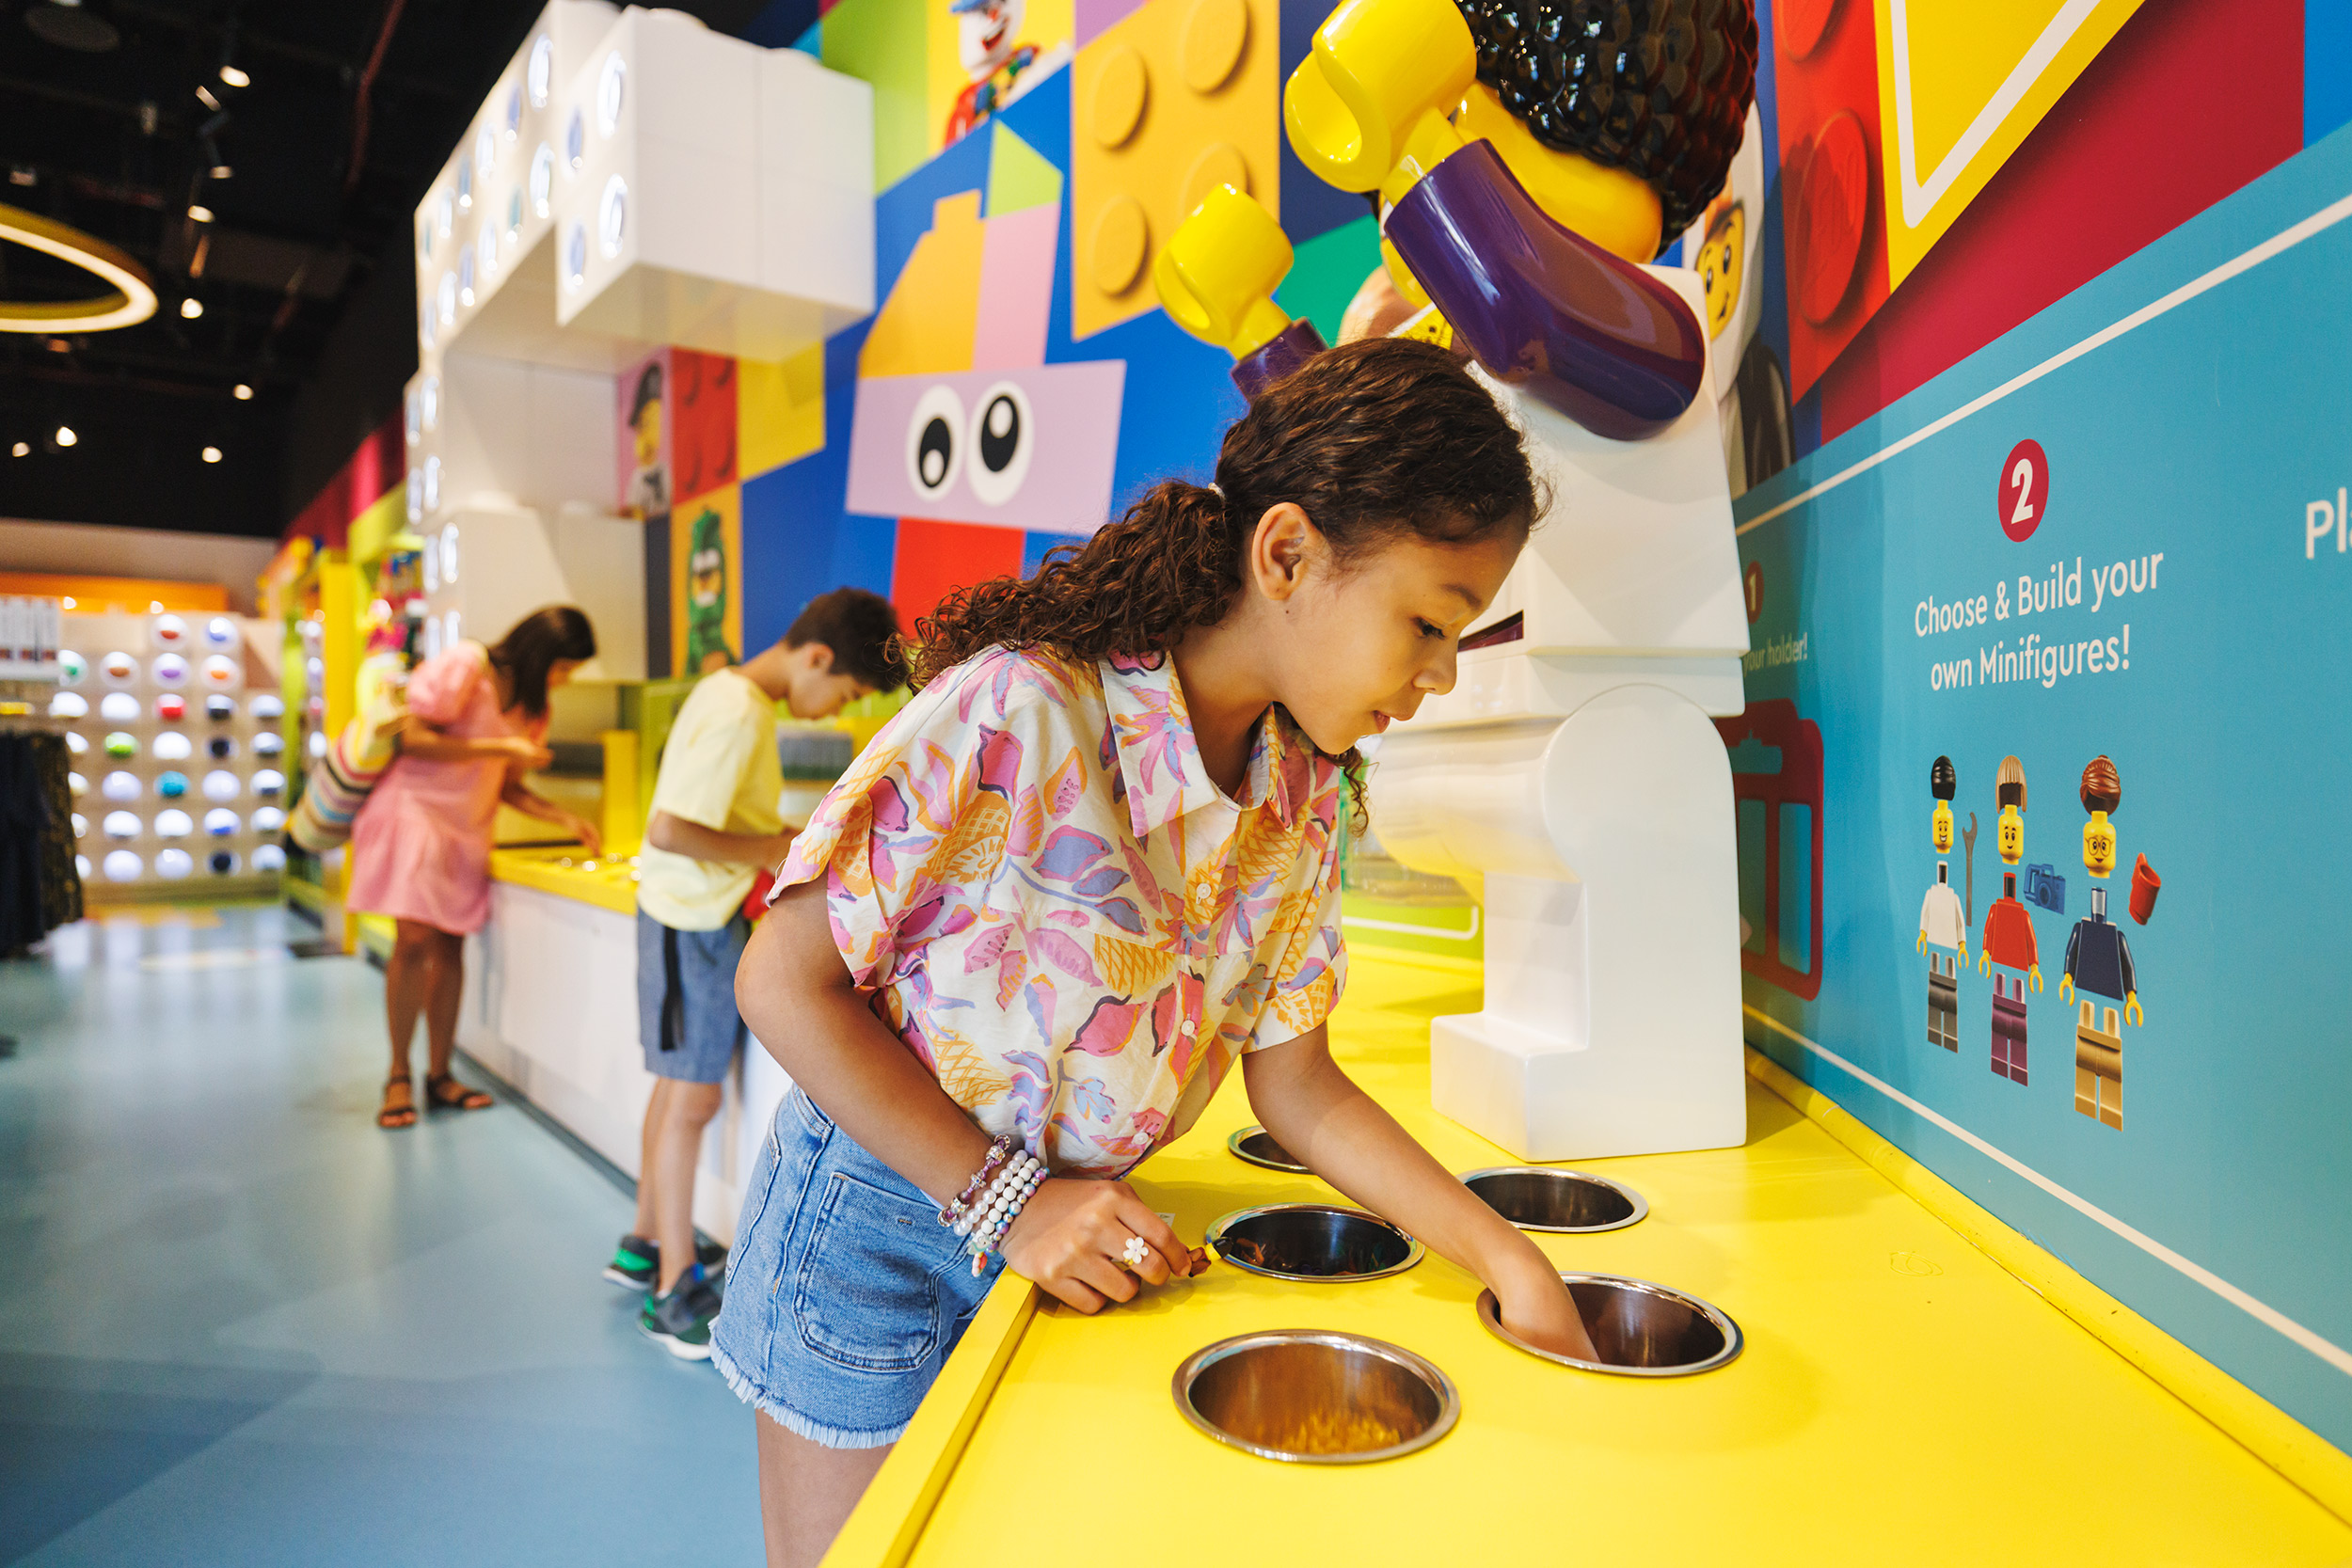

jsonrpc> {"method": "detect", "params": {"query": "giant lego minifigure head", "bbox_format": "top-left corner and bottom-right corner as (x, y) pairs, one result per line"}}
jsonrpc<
(1995, 754), (2027, 864)
(953, 0), (1024, 84)
(1451, 0), (1758, 262)
(2079, 755), (2121, 879)
(1931, 754), (1956, 852)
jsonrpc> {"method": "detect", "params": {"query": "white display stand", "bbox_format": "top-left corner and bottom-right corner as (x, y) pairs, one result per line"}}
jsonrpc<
(455, 880), (789, 1243)
(1367, 267), (1750, 1162)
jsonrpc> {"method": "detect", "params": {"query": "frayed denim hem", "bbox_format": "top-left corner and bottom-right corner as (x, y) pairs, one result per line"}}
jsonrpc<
(709, 1342), (910, 1450)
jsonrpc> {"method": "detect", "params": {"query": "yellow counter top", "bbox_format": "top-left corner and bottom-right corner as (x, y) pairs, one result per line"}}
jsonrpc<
(834, 950), (2352, 1568)
(488, 846), (639, 916)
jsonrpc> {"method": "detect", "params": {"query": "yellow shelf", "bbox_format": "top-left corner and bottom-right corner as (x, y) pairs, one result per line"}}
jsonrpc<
(831, 951), (2352, 1568)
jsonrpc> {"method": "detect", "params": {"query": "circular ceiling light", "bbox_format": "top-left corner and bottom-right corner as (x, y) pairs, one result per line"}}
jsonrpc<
(201, 445), (222, 463)
(0, 202), (158, 332)
(596, 53), (626, 137)
(25, 4), (119, 52)
(597, 175), (628, 259)
(528, 35), (555, 108)
(232, 382), (252, 400)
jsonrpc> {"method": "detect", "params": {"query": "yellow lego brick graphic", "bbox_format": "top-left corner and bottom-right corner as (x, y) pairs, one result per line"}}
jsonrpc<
(858, 190), (986, 377)
(738, 343), (828, 479)
(1071, 0), (1277, 341)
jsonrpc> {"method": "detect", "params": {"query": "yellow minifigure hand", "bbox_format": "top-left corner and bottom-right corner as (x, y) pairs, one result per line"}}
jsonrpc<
(2059, 974), (2074, 1005)
(2125, 991), (2144, 1027)
(1916, 928), (1927, 953)
(2027, 965), (2044, 994)
(1976, 949), (1989, 977)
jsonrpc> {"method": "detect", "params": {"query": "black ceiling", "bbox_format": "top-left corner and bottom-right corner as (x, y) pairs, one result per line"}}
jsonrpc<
(0, 0), (801, 539)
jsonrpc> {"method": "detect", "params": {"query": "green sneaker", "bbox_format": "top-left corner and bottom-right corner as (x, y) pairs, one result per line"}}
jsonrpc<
(603, 1234), (660, 1291)
(639, 1264), (723, 1361)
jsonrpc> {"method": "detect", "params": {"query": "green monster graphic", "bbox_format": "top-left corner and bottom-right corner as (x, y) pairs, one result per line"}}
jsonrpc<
(684, 505), (736, 673)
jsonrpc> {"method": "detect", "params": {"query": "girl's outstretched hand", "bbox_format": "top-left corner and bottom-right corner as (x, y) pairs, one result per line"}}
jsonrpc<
(1498, 1263), (1600, 1363)
(999, 1177), (1207, 1314)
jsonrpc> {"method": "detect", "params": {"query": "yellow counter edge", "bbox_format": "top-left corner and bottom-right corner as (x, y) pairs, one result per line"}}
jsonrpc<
(820, 1274), (1041, 1568)
(1742, 1039), (2352, 1528)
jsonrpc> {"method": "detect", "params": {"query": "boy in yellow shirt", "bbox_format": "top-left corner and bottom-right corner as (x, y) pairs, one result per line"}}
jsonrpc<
(609, 588), (906, 1358)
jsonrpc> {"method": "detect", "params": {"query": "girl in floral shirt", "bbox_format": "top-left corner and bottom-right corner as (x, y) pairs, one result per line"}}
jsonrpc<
(718, 339), (1596, 1564)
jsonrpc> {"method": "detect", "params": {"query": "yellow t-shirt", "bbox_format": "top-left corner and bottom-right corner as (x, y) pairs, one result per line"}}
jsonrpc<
(636, 667), (782, 931)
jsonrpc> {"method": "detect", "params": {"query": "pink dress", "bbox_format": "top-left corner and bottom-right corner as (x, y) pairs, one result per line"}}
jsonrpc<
(345, 642), (545, 935)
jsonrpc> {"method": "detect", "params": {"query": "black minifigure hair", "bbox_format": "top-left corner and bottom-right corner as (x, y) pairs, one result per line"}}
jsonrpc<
(1931, 755), (1956, 800)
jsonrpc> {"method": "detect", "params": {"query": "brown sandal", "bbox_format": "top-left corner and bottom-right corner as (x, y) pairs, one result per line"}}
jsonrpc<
(424, 1072), (493, 1112)
(377, 1075), (417, 1129)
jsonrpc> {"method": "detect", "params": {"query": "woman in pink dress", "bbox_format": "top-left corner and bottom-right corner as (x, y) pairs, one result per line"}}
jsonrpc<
(349, 607), (602, 1129)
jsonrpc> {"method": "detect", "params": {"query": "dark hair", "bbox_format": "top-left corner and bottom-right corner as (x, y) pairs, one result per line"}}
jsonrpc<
(488, 606), (596, 720)
(785, 587), (908, 691)
(630, 362), (661, 424)
(913, 338), (1538, 689)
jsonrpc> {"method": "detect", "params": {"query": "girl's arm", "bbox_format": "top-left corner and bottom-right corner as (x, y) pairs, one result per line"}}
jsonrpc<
(1243, 1025), (1599, 1360)
(739, 881), (1199, 1312)
(497, 776), (602, 854)
(644, 809), (793, 868)
(397, 715), (548, 767)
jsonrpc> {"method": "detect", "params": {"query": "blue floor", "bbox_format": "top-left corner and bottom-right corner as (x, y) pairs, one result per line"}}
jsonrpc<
(0, 904), (761, 1567)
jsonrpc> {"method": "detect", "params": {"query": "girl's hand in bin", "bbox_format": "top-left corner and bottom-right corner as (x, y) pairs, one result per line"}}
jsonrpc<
(1000, 1177), (1199, 1312)
(565, 814), (604, 857)
(1500, 1265), (1600, 1363)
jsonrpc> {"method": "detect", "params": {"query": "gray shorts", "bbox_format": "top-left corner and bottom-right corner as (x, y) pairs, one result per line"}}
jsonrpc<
(637, 909), (750, 1084)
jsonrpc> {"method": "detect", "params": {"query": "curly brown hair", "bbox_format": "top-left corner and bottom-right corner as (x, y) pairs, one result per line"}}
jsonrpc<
(912, 338), (1539, 689)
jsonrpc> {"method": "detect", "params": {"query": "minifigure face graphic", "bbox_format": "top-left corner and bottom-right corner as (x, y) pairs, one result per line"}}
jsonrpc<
(959, 0), (1021, 81)
(690, 546), (724, 614)
(1997, 803), (2024, 864)
(634, 397), (662, 467)
(2083, 814), (2116, 879)
(1931, 800), (1953, 852)
(1696, 201), (1744, 339)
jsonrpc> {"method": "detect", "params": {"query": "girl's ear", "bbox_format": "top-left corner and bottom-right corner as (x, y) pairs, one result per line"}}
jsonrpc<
(1248, 502), (1317, 603)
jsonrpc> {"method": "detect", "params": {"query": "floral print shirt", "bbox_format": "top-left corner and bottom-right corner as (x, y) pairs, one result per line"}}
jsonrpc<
(775, 645), (1348, 1176)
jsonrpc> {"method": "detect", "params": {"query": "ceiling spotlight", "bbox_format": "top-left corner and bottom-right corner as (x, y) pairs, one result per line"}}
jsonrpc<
(61, 595), (75, 608)
(187, 204), (214, 223)
(180, 297), (204, 319)
(196, 84), (222, 112)
(219, 64), (249, 88)
(232, 383), (252, 401)
(10, 441), (27, 457)
(210, 164), (233, 180)
(55, 425), (77, 448)
(8, 166), (33, 187)
(201, 446), (223, 464)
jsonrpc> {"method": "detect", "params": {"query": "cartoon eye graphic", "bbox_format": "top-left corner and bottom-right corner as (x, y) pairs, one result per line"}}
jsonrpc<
(964, 383), (1034, 507)
(905, 385), (965, 499)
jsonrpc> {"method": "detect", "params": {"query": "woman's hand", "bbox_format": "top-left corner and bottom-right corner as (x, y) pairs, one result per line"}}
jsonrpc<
(564, 814), (604, 856)
(501, 736), (555, 769)
(1496, 1258), (1600, 1362)
(998, 1177), (1207, 1314)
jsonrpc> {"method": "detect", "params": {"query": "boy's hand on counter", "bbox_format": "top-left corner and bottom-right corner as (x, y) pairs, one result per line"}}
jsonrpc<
(1001, 1177), (1198, 1314)
(1499, 1263), (1600, 1363)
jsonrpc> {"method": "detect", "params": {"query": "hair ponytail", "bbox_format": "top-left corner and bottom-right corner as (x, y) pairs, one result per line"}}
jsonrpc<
(911, 337), (1538, 689)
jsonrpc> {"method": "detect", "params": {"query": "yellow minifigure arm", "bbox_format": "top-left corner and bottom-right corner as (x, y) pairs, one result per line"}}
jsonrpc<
(2125, 990), (2144, 1026)
(2027, 964), (2044, 993)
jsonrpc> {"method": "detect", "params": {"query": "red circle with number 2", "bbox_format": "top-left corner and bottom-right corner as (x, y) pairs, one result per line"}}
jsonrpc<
(1998, 439), (2048, 542)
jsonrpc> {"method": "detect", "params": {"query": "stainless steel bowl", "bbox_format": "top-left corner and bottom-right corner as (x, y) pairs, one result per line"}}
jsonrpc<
(1226, 1125), (1310, 1173)
(1174, 1330), (1459, 1464)
(1476, 1273), (1743, 1376)
(1459, 1165), (1647, 1233)
(1206, 1203), (1423, 1282)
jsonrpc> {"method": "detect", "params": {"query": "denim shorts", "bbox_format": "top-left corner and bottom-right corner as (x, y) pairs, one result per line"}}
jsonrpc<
(711, 1087), (1003, 1448)
(636, 910), (748, 1085)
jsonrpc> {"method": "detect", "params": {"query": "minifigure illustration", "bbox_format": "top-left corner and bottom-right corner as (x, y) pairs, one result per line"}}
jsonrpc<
(1918, 754), (1966, 1052)
(1694, 198), (1743, 339)
(944, 0), (1046, 145)
(2060, 754), (2142, 1129)
(683, 505), (735, 674)
(1977, 755), (2042, 1085)
(624, 361), (667, 518)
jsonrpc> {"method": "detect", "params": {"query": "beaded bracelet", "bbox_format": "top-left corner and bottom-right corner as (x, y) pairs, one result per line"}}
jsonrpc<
(937, 1134), (1014, 1230)
(953, 1150), (1037, 1237)
(965, 1152), (1046, 1275)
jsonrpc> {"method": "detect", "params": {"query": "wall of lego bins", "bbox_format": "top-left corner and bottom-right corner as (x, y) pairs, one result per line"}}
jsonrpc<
(48, 610), (290, 895)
